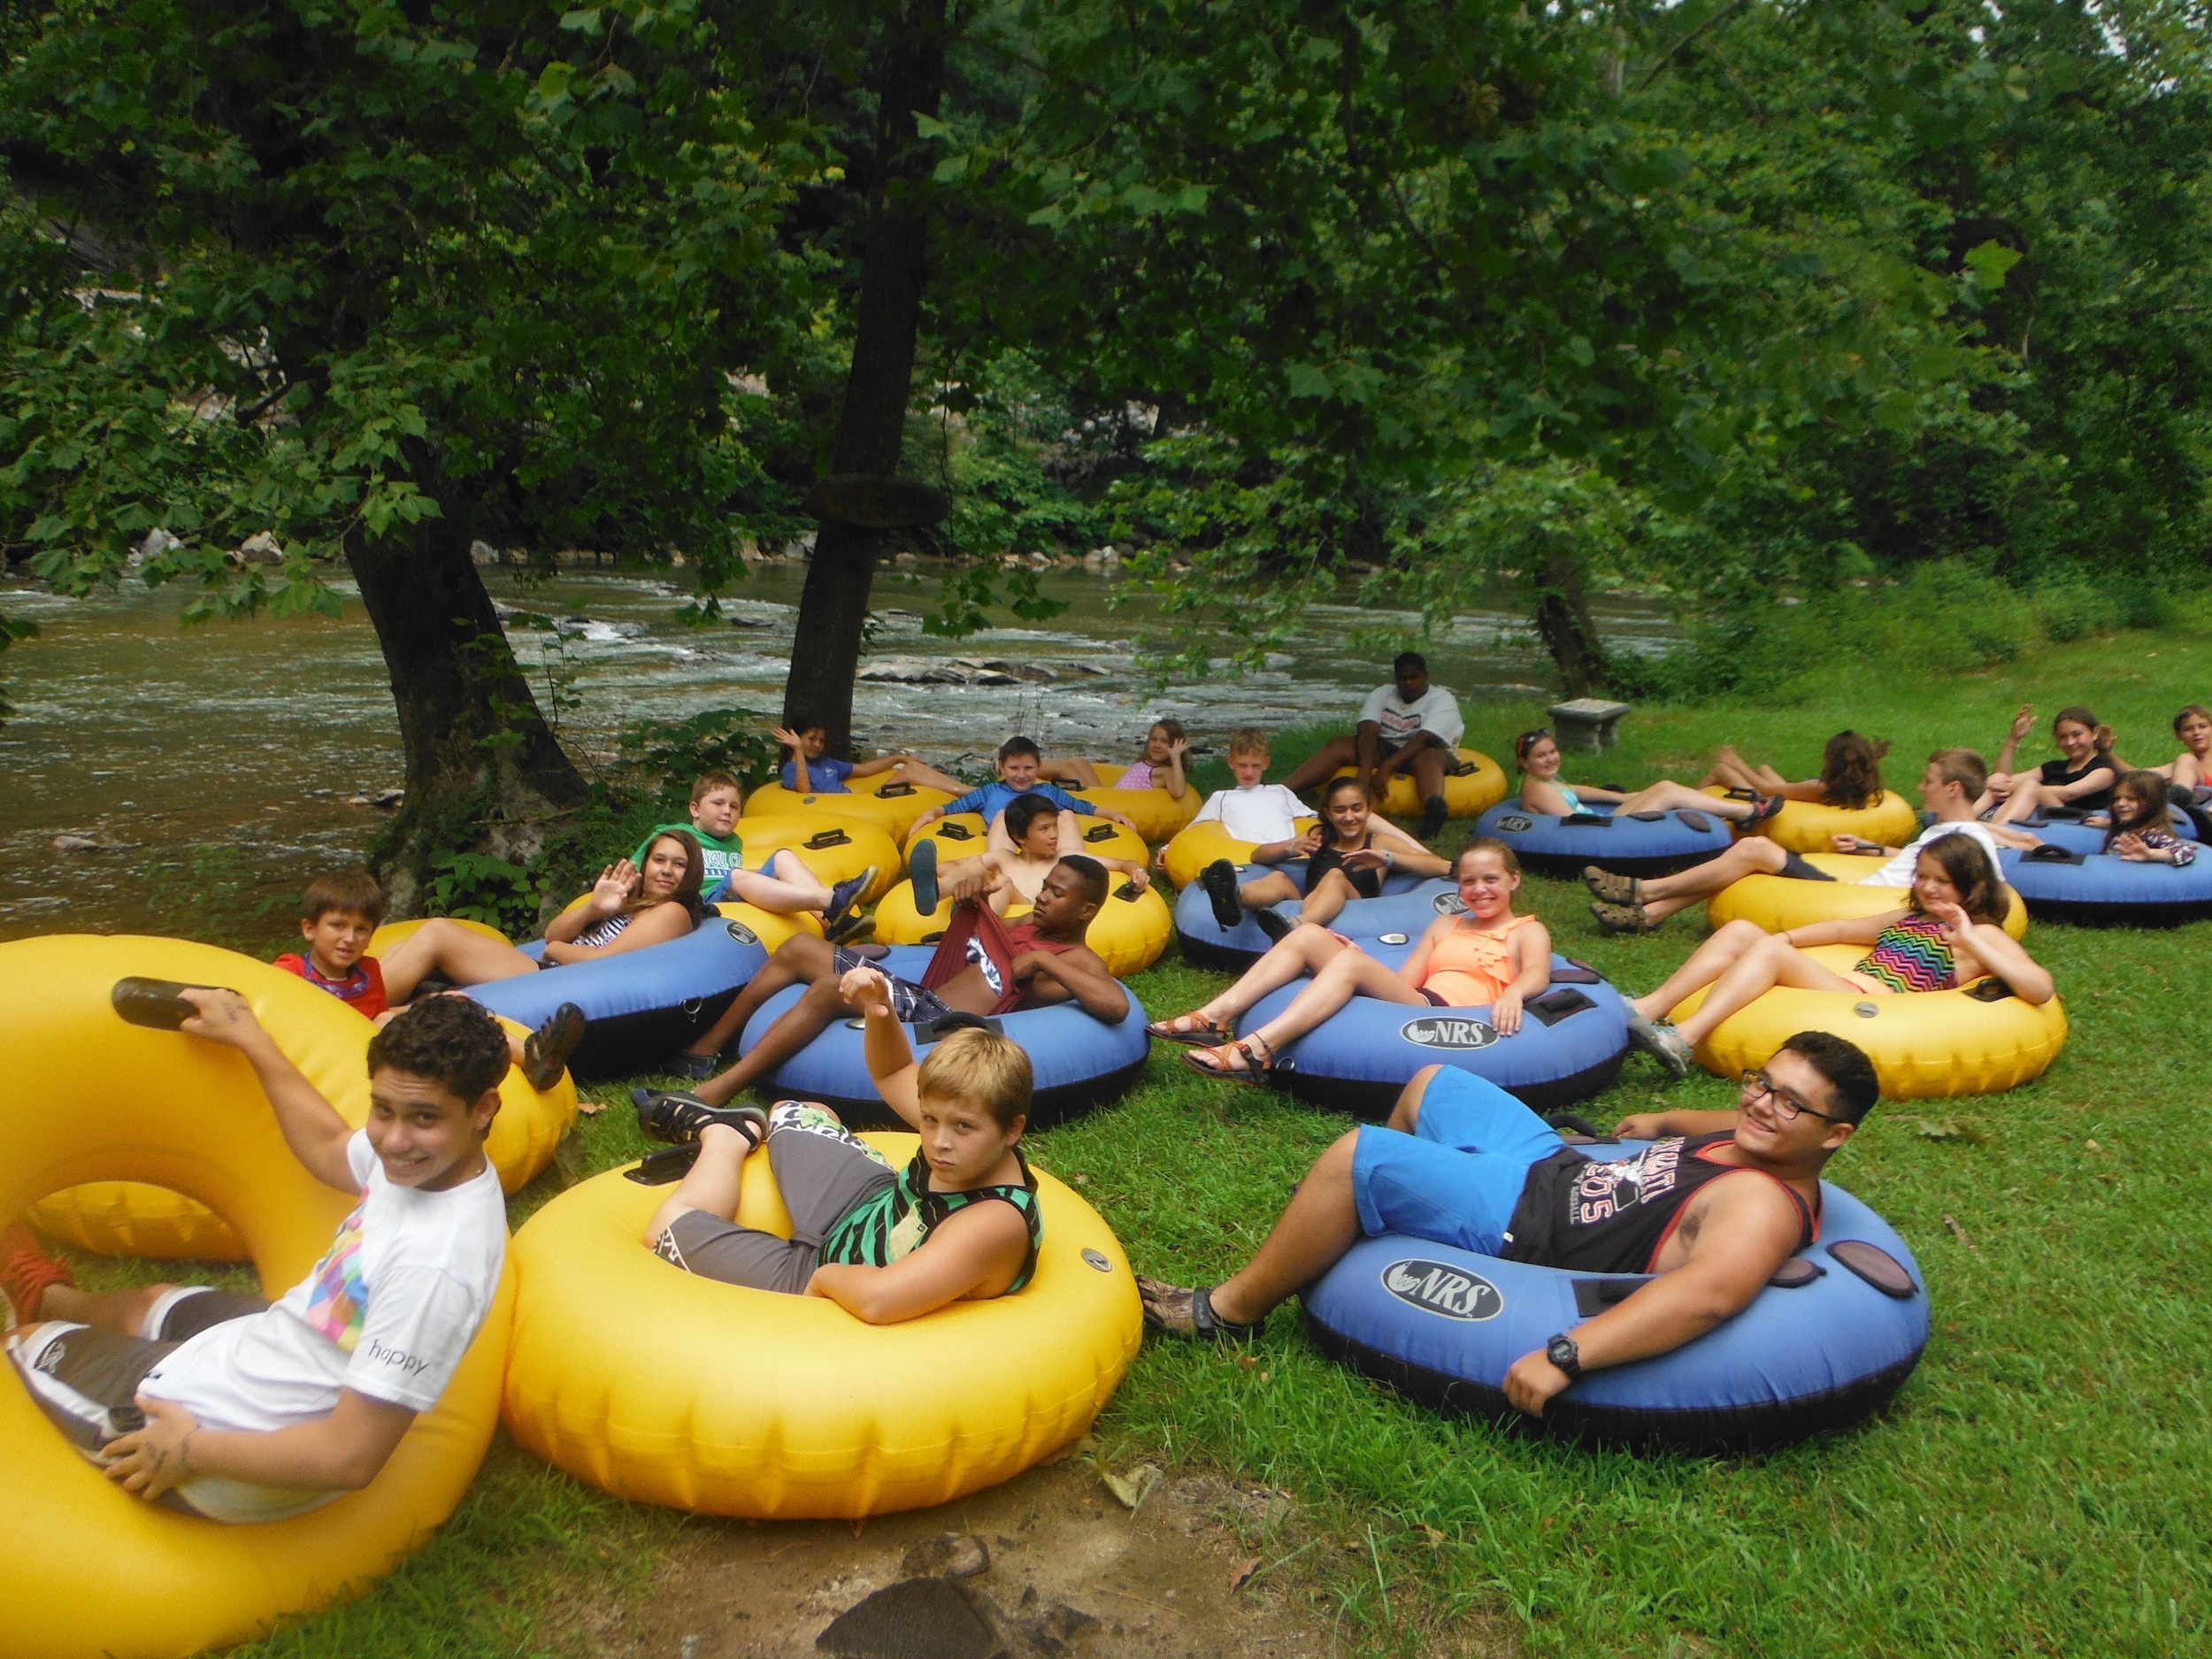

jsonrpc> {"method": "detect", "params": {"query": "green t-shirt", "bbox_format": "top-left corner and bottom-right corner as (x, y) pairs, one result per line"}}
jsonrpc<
(634, 822), (743, 902)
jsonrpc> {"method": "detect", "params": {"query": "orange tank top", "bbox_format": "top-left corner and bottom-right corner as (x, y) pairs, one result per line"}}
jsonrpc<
(1419, 913), (1540, 1007)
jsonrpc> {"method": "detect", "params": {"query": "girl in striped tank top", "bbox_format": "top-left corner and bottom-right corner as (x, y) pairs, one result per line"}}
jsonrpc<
(1622, 833), (2055, 1077)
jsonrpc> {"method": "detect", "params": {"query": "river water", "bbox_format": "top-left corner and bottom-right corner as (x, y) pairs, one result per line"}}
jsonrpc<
(0, 561), (1674, 941)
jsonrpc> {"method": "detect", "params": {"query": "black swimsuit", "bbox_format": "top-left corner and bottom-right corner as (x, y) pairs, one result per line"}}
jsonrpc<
(1307, 832), (1386, 900)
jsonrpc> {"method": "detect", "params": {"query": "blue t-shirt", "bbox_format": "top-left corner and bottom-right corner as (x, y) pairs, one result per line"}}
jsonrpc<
(781, 756), (856, 794)
(942, 780), (1094, 823)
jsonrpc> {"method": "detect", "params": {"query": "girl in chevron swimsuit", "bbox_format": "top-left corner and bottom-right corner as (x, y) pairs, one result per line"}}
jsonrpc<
(1620, 833), (2055, 1076)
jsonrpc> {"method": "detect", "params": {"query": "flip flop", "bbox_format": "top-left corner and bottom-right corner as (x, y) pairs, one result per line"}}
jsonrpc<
(909, 839), (940, 915)
(1145, 1013), (1234, 1046)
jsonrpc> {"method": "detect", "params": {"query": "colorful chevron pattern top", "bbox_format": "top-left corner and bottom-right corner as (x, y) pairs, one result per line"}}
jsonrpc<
(1855, 913), (1958, 994)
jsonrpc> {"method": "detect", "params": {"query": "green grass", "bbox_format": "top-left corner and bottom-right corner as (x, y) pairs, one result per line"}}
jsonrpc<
(65, 623), (2212, 1655)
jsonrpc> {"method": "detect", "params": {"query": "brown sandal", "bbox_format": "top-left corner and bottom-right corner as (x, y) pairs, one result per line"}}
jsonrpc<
(1147, 1012), (1234, 1046)
(1183, 1033), (1276, 1084)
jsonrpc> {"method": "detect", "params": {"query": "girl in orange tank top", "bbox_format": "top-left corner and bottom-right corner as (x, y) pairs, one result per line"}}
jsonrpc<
(1155, 840), (1555, 1081)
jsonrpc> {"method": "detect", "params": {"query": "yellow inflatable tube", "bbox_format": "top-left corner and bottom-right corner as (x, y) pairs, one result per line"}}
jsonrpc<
(1329, 748), (1509, 821)
(1671, 942), (2067, 1098)
(31, 926), (576, 1262)
(745, 774), (953, 842)
(1709, 852), (2029, 940)
(733, 814), (901, 904)
(1702, 787), (1920, 856)
(1063, 767), (1202, 843)
(869, 881), (1172, 976)
(907, 810), (1149, 870)
(503, 1138), (1140, 1518)
(1161, 818), (1320, 890)
(0, 935), (512, 1659)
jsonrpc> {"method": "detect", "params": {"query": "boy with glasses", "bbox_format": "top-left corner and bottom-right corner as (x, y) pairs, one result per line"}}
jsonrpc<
(1138, 1030), (1878, 1421)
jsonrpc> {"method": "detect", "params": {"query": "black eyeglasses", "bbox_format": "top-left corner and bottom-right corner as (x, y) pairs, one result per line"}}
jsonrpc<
(1740, 1070), (1849, 1125)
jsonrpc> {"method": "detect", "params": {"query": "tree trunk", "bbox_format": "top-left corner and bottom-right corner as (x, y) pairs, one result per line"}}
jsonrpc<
(348, 504), (588, 916)
(1533, 547), (1611, 698)
(781, 0), (949, 757)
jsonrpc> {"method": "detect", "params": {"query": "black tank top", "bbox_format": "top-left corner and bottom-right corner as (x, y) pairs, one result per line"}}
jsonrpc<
(1501, 1133), (1820, 1275)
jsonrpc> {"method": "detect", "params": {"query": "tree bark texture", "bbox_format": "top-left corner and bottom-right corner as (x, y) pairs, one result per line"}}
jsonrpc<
(348, 502), (588, 915)
(781, 0), (949, 757)
(1533, 548), (1611, 698)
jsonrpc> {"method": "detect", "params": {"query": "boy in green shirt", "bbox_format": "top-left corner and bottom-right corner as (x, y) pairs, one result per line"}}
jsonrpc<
(634, 772), (873, 938)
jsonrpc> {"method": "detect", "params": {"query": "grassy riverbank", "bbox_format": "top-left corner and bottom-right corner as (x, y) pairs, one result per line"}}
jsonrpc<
(81, 623), (2212, 1656)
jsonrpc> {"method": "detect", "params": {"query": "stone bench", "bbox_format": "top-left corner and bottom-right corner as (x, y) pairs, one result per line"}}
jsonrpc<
(1549, 697), (1631, 752)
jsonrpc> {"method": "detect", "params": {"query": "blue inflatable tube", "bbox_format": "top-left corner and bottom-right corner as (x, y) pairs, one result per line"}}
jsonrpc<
(469, 917), (769, 1079)
(735, 945), (1150, 1128)
(1304, 1161), (1927, 1453)
(1997, 845), (2212, 927)
(1172, 865), (1456, 970)
(1236, 949), (1630, 1115)
(1475, 799), (1734, 879)
(2019, 810), (2196, 857)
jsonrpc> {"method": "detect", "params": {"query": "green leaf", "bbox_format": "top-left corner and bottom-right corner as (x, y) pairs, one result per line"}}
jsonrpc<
(1961, 240), (2023, 293)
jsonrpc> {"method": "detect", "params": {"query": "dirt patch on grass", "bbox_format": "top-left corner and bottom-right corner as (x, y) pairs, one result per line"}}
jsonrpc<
(588, 1455), (1334, 1658)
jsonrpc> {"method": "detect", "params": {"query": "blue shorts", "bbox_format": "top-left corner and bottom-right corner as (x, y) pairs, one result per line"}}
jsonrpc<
(1350, 1069), (1563, 1256)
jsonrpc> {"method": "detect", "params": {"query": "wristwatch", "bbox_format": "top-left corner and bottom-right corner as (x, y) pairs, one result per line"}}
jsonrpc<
(1545, 1333), (1583, 1380)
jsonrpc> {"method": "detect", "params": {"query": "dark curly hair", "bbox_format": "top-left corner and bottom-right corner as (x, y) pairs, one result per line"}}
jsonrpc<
(1818, 731), (1890, 811)
(366, 995), (511, 1103)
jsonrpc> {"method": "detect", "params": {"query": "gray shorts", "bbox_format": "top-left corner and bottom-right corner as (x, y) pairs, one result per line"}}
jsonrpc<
(652, 1104), (897, 1294)
(1778, 851), (1838, 882)
(830, 945), (950, 1025)
(7, 1287), (266, 1511)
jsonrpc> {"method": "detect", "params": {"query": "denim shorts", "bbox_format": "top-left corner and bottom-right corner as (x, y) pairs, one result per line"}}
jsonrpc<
(1349, 1069), (1564, 1256)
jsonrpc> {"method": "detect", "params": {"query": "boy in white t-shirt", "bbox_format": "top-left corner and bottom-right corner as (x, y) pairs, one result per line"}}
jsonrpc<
(1280, 651), (1467, 839)
(1190, 727), (1319, 928)
(1582, 747), (2042, 933)
(2, 994), (511, 1521)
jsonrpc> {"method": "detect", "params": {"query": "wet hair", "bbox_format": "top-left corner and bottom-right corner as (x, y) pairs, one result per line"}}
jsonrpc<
(638, 829), (708, 921)
(1454, 836), (1522, 881)
(2051, 706), (2113, 756)
(1054, 853), (1110, 910)
(1773, 1031), (1879, 1125)
(2173, 703), (2212, 736)
(1819, 731), (1890, 811)
(1003, 791), (1057, 841)
(916, 1025), (1032, 1131)
(1142, 717), (1187, 757)
(1226, 726), (1271, 760)
(1908, 832), (2008, 926)
(1512, 727), (1555, 768)
(997, 735), (1042, 764)
(690, 770), (741, 807)
(1925, 747), (1988, 800)
(301, 868), (386, 927)
(2110, 769), (2173, 833)
(367, 995), (511, 1107)
(1394, 650), (1428, 676)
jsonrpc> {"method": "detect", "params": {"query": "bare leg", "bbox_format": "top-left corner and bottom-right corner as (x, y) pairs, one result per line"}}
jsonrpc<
(643, 1123), (755, 1242)
(377, 918), (544, 1002)
(1246, 948), (1428, 1053)
(1629, 838), (1791, 924)
(1208, 1133), (1363, 1326)
(1614, 780), (1756, 820)
(678, 935), (840, 1063)
(1627, 918), (1773, 1024)
(1289, 867), (1361, 928)
(1237, 870), (1304, 910)
(690, 977), (856, 1106)
(1279, 733), (1362, 795)
(1987, 777), (2044, 826)
(36, 1281), (170, 1333)
(1664, 933), (1863, 1048)
(887, 761), (969, 795)
(1388, 735), (1450, 811)
(724, 850), (833, 915)
(1192, 925), (1355, 1025)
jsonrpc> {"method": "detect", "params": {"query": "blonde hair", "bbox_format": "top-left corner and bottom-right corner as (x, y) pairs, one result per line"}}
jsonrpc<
(1226, 726), (1271, 760)
(916, 1026), (1033, 1130)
